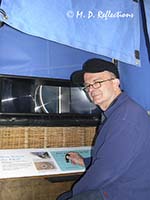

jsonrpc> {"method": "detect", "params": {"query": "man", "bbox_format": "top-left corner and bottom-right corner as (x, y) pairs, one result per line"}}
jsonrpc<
(57, 58), (150, 200)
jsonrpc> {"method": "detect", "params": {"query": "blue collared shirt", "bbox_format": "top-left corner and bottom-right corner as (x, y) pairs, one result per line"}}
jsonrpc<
(73, 92), (150, 200)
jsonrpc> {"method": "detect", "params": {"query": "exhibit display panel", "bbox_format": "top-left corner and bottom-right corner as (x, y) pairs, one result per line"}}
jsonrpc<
(0, 75), (101, 126)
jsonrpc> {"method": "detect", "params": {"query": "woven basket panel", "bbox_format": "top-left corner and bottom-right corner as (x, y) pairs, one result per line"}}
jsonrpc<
(84, 127), (97, 146)
(61, 127), (85, 147)
(46, 127), (65, 148)
(0, 127), (25, 149)
(46, 127), (85, 148)
(0, 126), (96, 149)
(27, 127), (46, 148)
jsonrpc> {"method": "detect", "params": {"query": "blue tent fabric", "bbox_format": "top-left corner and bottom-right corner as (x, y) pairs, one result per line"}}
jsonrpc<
(0, 0), (140, 66)
(119, 3), (150, 111)
(0, 24), (109, 79)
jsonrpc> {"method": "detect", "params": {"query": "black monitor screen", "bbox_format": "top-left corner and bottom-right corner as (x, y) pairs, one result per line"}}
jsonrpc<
(1, 78), (35, 113)
(0, 75), (101, 116)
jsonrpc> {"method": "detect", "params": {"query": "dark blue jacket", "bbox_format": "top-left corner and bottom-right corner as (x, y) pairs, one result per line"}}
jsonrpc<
(73, 92), (150, 200)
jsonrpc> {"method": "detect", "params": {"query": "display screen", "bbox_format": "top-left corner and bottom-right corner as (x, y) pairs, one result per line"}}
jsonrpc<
(1, 78), (35, 113)
(0, 75), (101, 116)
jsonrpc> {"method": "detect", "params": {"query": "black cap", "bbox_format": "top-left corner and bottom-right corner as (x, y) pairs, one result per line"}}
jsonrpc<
(71, 58), (119, 85)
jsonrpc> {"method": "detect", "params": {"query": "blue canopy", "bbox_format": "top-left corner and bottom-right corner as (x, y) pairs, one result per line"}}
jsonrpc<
(0, 0), (150, 110)
(0, 0), (140, 66)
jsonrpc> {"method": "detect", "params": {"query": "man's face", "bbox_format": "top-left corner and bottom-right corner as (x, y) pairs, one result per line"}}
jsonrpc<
(83, 71), (120, 111)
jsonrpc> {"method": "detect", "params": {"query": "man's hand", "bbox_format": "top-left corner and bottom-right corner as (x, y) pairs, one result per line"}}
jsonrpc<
(65, 152), (85, 166)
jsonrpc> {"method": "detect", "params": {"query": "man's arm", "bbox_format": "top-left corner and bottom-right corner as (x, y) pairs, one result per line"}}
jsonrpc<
(72, 124), (145, 195)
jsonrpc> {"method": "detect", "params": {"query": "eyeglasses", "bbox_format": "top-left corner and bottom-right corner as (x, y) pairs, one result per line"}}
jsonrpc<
(83, 78), (115, 92)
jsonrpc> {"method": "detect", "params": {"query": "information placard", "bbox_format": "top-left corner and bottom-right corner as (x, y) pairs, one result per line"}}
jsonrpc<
(0, 146), (91, 179)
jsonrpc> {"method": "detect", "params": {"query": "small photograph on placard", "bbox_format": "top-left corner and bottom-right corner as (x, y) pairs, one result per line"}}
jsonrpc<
(34, 161), (56, 171)
(31, 151), (50, 159)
